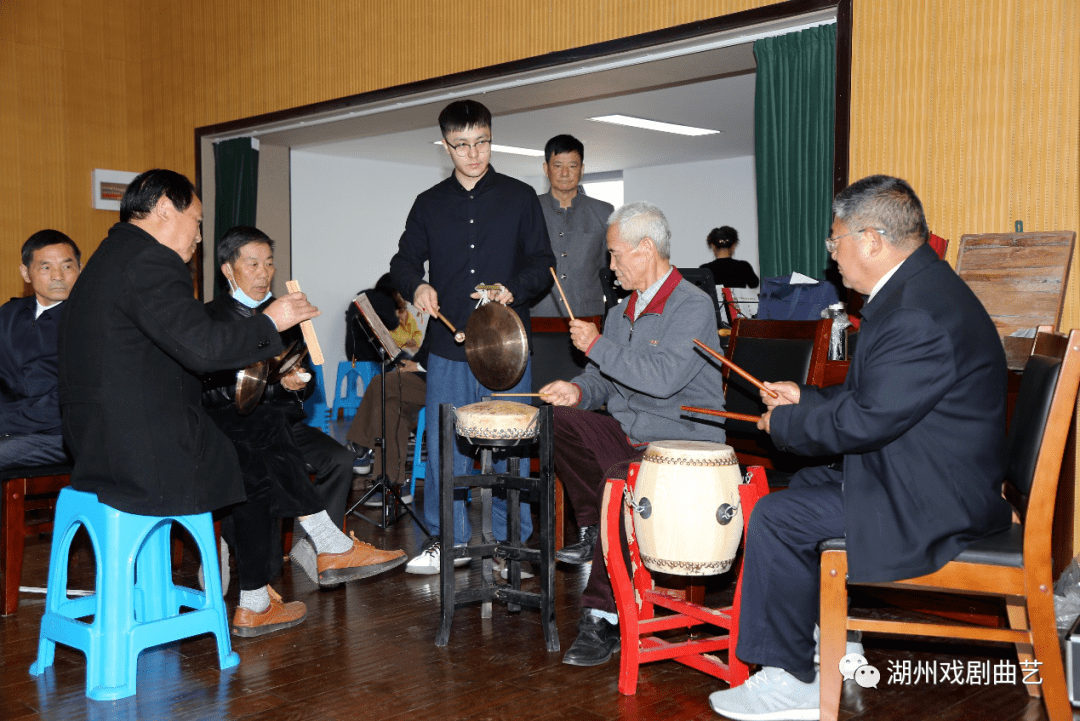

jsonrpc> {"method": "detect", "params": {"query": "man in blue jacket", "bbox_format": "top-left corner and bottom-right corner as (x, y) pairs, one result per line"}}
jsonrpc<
(708, 175), (1012, 721)
(0, 230), (81, 471)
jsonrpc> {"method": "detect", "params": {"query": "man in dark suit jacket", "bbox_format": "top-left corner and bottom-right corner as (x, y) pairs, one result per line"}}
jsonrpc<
(57, 169), (318, 518)
(709, 176), (1013, 721)
(0, 230), (81, 471)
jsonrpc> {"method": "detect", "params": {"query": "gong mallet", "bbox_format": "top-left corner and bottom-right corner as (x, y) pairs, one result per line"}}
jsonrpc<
(681, 405), (762, 423)
(433, 310), (466, 344)
(285, 280), (324, 365)
(549, 267), (576, 322)
(692, 338), (778, 399)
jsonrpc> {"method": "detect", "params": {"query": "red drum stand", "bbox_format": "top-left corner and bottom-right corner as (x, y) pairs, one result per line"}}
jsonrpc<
(601, 464), (769, 695)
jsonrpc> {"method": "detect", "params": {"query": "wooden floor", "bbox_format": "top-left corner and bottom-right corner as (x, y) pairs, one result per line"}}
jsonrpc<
(0, 441), (1072, 720)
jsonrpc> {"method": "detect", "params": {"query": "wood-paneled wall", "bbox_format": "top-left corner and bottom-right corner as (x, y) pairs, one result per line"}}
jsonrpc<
(2, 0), (1078, 334)
(850, 0), (1080, 329)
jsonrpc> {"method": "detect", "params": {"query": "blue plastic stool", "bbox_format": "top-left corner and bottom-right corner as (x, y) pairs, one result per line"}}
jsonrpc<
(30, 488), (239, 700)
(410, 407), (427, 499)
(304, 364), (332, 433)
(332, 360), (379, 422)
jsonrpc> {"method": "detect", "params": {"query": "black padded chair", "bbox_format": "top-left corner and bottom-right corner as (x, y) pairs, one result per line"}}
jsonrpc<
(677, 267), (723, 330)
(818, 329), (1080, 721)
(721, 318), (832, 475)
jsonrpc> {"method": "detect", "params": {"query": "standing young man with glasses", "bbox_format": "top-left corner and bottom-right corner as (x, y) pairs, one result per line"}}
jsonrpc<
(390, 99), (555, 573)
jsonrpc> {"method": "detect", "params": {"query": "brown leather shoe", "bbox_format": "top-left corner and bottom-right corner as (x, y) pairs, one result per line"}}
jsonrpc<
(230, 586), (307, 638)
(316, 532), (407, 585)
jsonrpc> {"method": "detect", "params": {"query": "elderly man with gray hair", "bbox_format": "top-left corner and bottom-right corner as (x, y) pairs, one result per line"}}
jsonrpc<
(539, 200), (726, 667)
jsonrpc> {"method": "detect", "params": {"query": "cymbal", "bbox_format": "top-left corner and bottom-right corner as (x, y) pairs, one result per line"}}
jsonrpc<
(235, 361), (269, 415)
(465, 303), (528, 391)
(267, 339), (309, 383)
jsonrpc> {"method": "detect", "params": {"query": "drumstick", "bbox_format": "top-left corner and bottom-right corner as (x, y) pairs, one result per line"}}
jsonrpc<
(433, 310), (466, 343)
(692, 338), (778, 398)
(285, 280), (324, 365)
(549, 267), (576, 322)
(490, 392), (546, 397)
(681, 405), (762, 423)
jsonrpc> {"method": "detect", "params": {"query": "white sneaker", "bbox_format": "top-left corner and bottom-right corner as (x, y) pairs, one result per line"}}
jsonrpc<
(405, 538), (469, 575)
(812, 625), (864, 664)
(708, 667), (819, 721)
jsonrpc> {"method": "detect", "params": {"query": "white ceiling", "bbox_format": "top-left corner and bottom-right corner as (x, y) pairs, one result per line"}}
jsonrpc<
(295, 70), (757, 177)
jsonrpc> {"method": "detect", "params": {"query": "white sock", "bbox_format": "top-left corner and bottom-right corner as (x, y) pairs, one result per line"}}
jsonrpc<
(298, 511), (353, 554)
(239, 586), (270, 613)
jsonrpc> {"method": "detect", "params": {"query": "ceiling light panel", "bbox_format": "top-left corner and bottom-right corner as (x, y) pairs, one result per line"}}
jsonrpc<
(588, 114), (721, 136)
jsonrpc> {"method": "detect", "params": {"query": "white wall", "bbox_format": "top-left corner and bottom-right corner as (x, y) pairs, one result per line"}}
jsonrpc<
(291, 152), (447, 383)
(623, 155), (758, 274)
(290, 152), (758, 396)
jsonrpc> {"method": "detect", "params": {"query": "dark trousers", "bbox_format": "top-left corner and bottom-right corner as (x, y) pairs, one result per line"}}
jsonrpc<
(735, 465), (845, 680)
(0, 433), (68, 471)
(213, 406), (326, 591)
(345, 370), (426, 486)
(291, 420), (354, 528)
(553, 406), (644, 615)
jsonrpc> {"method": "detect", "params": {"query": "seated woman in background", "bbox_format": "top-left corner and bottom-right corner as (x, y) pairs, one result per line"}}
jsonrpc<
(700, 225), (759, 289)
(345, 276), (429, 505)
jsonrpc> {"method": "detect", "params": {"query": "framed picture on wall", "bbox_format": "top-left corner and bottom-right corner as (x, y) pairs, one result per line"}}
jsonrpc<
(91, 169), (138, 211)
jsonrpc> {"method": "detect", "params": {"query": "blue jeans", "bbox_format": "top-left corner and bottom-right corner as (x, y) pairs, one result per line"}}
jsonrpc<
(424, 354), (533, 545)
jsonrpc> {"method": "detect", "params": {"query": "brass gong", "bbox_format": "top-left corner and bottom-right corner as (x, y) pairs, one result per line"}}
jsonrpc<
(464, 303), (528, 391)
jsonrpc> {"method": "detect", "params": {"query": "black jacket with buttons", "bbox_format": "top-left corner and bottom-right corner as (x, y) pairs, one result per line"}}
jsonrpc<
(390, 166), (555, 361)
(57, 222), (283, 515)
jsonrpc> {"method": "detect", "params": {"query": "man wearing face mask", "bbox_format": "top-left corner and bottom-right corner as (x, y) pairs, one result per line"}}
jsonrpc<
(202, 226), (406, 637)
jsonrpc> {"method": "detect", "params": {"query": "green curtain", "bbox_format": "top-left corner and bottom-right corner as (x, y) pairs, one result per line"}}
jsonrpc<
(213, 137), (260, 297)
(754, 24), (836, 280)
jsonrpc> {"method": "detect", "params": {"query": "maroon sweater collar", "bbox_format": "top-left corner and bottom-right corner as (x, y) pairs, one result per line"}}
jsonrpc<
(624, 267), (683, 320)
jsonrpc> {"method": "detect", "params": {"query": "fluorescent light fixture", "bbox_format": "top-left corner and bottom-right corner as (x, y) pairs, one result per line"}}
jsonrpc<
(588, 114), (721, 136)
(432, 141), (543, 157)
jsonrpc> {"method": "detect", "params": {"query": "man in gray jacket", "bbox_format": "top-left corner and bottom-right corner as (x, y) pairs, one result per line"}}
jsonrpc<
(532, 134), (612, 319)
(539, 201), (725, 667)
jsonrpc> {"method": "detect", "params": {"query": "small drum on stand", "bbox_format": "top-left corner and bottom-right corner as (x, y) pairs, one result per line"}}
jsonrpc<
(629, 440), (743, 576)
(453, 400), (539, 445)
(437, 400), (558, 652)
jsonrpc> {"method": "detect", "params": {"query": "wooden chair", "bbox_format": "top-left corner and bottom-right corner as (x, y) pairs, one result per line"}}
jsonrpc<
(818, 329), (1080, 721)
(1, 464), (72, 615)
(722, 318), (832, 471)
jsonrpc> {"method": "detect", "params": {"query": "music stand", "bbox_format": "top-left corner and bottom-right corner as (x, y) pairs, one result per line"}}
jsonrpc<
(346, 293), (430, 535)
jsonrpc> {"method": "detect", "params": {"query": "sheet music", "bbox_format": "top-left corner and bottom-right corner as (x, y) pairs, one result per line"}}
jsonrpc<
(353, 293), (404, 363)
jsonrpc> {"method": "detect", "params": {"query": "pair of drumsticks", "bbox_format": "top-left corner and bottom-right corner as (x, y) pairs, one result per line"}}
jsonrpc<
(682, 338), (777, 423)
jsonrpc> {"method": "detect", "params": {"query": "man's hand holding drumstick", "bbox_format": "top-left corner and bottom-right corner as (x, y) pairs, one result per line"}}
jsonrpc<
(537, 380), (580, 406)
(757, 380), (801, 433)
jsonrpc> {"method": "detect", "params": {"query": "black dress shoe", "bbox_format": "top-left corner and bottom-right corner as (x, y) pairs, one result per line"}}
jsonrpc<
(555, 524), (598, 565)
(562, 613), (620, 666)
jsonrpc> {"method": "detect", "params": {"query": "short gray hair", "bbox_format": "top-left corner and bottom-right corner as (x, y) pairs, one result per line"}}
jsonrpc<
(832, 175), (929, 252)
(607, 201), (671, 260)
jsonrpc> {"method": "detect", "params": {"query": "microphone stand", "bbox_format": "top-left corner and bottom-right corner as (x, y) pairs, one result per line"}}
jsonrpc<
(346, 312), (430, 535)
